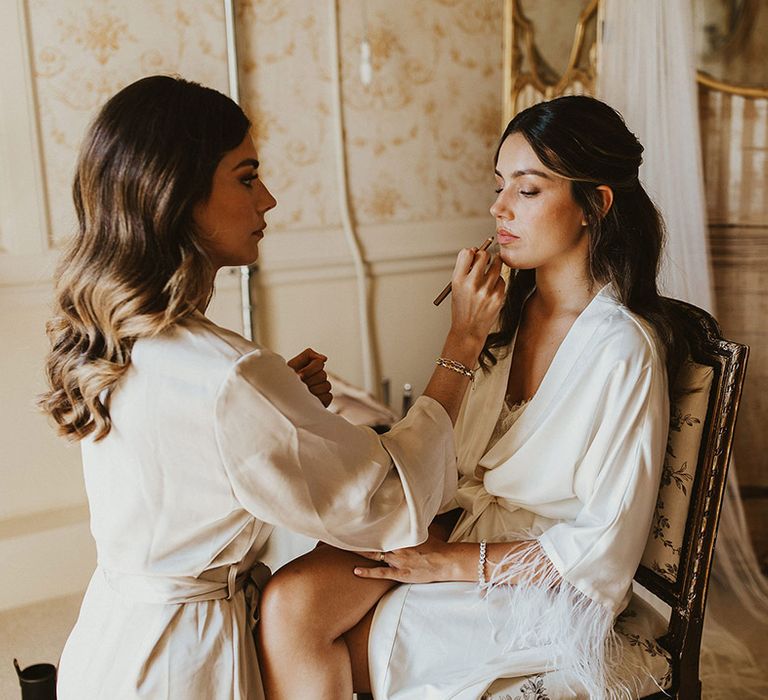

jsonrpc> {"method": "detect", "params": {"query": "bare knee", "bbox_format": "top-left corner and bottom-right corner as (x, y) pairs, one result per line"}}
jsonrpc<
(259, 565), (327, 642)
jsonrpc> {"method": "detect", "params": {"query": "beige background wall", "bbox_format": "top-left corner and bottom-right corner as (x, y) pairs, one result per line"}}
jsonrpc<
(0, 0), (503, 611)
(699, 87), (768, 571)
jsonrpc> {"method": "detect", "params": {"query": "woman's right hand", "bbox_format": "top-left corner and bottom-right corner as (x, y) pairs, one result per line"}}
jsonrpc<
(448, 247), (506, 349)
(421, 248), (505, 424)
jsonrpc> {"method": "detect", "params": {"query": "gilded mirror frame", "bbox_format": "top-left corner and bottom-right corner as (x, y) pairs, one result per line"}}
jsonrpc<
(502, 0), (768, 125)
(502, 0), (599, 124)
(694, 0), (768, 98)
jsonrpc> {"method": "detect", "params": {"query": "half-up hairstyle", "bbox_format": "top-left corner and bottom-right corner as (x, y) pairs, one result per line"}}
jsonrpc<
(482, 95), (690, 388)
(39, 75), (250, 441)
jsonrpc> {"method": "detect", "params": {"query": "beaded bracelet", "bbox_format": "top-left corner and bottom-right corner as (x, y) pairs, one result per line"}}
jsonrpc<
(436, 357), (474, 381)
(477, 539), (487, 586)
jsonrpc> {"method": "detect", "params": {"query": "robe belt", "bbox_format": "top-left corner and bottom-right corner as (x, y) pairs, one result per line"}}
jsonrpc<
(454, 478), (516, 519)
(100, 561), (272, 631)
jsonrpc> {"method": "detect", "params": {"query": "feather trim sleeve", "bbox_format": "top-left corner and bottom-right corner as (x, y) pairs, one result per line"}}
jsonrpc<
(482, 538), (639, 700)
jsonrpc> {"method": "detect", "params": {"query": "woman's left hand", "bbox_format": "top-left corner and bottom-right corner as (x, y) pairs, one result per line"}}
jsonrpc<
(288, 348), (333, 407)
(353, 536), (466, 584)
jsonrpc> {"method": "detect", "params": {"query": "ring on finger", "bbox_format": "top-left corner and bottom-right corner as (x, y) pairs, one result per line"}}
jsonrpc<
(378, 551), (387, 562)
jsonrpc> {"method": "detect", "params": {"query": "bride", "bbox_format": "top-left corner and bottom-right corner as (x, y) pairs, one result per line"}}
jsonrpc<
(257, 95), (691, 700)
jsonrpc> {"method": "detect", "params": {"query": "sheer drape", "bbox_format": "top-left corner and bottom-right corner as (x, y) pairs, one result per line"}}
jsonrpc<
(598, 1), (767, 696)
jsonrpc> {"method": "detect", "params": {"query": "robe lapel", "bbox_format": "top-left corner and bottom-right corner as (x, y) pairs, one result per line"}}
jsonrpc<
(479, 285), (615, 467)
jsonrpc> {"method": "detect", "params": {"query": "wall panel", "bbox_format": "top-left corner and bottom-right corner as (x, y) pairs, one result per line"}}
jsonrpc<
(0, 0), (503, 610)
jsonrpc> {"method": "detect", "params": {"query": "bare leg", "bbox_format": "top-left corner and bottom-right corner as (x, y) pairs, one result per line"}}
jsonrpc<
(257, 544), (395, 699)
(345, 604), (378, 694)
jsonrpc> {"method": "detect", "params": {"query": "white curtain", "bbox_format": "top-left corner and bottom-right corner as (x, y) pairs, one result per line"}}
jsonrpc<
(598, 1), (768, 696)
(598, 0), (714, 311)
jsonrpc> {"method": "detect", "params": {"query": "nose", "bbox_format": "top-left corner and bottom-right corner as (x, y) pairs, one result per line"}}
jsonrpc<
(489, 189), (511, 220)
(256, 180), (277, 214)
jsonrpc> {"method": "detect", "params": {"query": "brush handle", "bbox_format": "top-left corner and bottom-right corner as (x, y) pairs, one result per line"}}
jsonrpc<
(432, 236), (494, 306)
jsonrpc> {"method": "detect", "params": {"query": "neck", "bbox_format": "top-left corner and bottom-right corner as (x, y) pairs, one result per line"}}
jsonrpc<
(532, 254), (596, 317)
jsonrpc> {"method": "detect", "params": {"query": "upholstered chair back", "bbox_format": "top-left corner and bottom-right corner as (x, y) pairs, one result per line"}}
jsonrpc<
(640, 361), (714, 584)
(634, 299), (748, 699)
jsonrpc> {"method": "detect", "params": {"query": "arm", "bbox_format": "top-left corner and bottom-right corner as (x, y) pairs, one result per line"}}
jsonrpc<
(352, 536), (555, 585)
(214, 251), (505, 552)
(422, 248), (505, 423)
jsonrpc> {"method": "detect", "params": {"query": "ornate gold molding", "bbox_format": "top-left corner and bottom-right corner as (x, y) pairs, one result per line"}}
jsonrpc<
(696, 71), (768, 99)
(502, 0), (598, 125)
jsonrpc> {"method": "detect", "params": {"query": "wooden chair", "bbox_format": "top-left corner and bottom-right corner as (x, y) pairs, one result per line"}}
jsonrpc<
(363, 300), (748, 700)
(478, 299), (749, 699)
(634, 299), (748, 699)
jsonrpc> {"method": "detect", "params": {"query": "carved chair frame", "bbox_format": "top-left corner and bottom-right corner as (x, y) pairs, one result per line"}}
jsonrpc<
(638, 299), (749, 700)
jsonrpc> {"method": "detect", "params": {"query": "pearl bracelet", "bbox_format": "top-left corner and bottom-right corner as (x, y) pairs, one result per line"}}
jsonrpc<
(477, 539), (487, 586)
(436, 357), (474, 381)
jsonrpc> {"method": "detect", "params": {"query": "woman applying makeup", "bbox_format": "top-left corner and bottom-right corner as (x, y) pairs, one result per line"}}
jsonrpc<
(39, 75), (505, 700)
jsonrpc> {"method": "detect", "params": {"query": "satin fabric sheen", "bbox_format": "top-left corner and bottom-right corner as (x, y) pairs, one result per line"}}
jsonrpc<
(57, 312), (457, 699)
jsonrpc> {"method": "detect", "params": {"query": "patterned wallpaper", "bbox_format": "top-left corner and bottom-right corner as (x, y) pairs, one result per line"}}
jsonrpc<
(25, 0), (503, 244)
(27, 0), (230, 247)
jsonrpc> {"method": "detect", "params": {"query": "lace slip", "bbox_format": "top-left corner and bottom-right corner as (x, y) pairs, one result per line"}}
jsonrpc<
(485, 395), (531, 452)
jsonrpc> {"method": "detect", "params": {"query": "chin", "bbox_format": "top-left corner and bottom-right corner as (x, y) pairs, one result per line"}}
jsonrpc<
(499, 252), (532, 270)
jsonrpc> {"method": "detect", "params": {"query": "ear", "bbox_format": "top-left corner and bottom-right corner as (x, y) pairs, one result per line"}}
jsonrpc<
(581, 185), (614, 226)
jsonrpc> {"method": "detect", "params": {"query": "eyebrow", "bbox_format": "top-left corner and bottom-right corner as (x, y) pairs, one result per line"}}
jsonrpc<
(494, 168), (552, 180)
(232, 158), (260, 170)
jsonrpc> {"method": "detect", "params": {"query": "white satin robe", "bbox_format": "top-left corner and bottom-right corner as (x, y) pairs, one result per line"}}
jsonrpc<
(57, 311), (457, 700)
(368, 285), (670, 699)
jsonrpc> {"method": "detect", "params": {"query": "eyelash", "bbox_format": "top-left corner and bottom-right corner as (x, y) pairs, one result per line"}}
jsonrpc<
(240, 174), (258, 188)
(494, 187), (539, 197)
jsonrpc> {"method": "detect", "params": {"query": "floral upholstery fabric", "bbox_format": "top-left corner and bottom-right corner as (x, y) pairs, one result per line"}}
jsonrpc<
(640, 360), (714, 583)
(482, 360), (716, 699)
(481, 593), (671, 699)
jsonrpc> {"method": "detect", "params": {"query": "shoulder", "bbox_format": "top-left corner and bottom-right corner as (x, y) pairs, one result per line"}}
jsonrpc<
(590, 288), (665, 371)
(130, 312), (261, 389)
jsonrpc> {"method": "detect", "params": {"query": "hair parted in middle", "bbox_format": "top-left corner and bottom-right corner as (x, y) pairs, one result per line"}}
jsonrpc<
(40, 75), (251, 442)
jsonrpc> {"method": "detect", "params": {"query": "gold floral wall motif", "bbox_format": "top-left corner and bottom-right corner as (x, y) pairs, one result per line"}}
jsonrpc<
(26, 0), (503, 244)
(27, 0), (230, 248)
(237, 0), (502, 230)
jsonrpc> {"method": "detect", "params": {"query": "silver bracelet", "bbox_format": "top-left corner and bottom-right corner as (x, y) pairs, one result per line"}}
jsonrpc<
(436, 357), (474, 381)
(477, 539), (487, 586)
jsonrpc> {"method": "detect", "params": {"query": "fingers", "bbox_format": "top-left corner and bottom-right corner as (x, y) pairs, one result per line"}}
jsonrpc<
(299, 361), (329, 385)
(353, 566), (400, 581)
(287, 348), (328, 372)
(453, 246), (488, 279)
(483, 255), (505, 296)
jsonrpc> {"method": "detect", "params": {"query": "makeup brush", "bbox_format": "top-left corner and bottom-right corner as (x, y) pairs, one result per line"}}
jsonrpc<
(432, 236), (495, 306)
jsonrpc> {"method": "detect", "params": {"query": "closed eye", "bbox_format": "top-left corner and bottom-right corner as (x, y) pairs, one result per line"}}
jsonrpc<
(520, 190), (539, 197)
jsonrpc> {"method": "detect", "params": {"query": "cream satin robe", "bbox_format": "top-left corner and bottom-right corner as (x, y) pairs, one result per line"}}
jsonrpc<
(368, 285), (670, 700)
(56, 312), (457, 700)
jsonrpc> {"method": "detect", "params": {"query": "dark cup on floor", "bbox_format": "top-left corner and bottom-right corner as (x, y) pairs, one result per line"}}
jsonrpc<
(13, 659), (57, 700)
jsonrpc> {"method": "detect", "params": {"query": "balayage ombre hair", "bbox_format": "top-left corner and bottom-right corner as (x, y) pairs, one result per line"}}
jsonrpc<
(481, 95), (690, 388)
(39, 75), (250, 441)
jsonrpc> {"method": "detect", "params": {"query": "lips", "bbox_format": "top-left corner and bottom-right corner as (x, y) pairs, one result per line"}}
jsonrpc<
(496, 228), (519, 245)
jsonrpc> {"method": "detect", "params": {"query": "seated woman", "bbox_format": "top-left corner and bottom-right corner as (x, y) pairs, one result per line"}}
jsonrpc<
(257, 95), (690, 700)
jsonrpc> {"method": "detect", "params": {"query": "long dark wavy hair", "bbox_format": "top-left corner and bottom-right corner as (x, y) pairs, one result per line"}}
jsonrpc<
(39, 75), (251, 441)
(481, 95), (690, 388)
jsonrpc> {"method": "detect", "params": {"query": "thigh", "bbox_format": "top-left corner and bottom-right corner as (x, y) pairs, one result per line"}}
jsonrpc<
(268, 543), (396, 641)
(344, 603), (377, 694)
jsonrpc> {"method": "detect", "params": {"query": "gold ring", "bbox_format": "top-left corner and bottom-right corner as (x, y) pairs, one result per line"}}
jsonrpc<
(378, 551), (386, 562)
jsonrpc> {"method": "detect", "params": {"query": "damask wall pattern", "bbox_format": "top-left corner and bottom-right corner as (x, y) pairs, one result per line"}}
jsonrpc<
(26, 0), (503, 243)
(26, 0), (230, 247)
